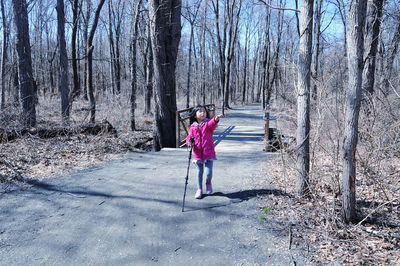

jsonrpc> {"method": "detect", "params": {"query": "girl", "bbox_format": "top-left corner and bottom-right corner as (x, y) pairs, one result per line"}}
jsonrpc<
(186, 105), (222, 199)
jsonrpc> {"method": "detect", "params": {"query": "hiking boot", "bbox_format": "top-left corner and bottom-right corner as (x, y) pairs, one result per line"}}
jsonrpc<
(206, 183), (212, 194)
(195, 189), (202, 199)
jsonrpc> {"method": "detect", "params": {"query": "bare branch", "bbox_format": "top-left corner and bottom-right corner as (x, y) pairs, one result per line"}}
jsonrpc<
(257, 0), (300, 13)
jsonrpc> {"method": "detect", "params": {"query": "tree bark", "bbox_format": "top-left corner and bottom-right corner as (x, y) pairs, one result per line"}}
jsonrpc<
(296, 0), (313, 197)
(149, 0), (181, 151)
(12, 0), (36, 127)
(56, 0), (70, 122)
(342, 0), (367, 224)
(361, 0), (383, 96)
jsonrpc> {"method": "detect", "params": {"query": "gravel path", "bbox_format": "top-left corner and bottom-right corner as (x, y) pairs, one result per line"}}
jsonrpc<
(0, 105), (309, 265)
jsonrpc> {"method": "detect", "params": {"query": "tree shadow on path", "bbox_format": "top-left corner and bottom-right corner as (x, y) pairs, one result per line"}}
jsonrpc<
(184, 188), (294, 212)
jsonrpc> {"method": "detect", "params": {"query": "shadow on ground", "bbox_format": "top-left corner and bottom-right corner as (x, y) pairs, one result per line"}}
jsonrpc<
(183, 189), (294, 212)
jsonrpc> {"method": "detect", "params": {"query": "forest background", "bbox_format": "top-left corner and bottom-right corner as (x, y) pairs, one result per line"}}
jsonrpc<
(0, 0), (399, 264)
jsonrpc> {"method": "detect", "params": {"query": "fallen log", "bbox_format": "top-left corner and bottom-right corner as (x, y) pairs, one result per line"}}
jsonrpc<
(0, 120), (117, 143)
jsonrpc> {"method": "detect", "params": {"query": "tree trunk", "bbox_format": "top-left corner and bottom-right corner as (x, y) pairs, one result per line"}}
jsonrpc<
(0, 0), (7, 109)
(112, 0), (123, 94)
(12, 54), (19, 104)
(86, 0), (106, 124)
(312, 0), (323, 100)
(361, 0), (383, 96)
(144, 31), (153, 114)
(82, 0), (90, 101)
(201, 0), (207, 105)
(108, 0), (116, 94)
(251, 40), (259, 103)
(212, 0), (226, 114)
(335, 0), (347, 56)
(130, 0), (142, 131)
(268, 6), (283, 106)
(342, 0), (367, 224)
(223, 0), (242, 110)
(261, 4), (271, 109)
(186, 25), (194, 108)
(12, 0), (36, 127)
(56, 0), (70, 122)
(70, 0), (81, 104)
(296, 0), (313, 197)
(242, 20), (249, 103)
(149, 0), (181, 151)
(381, 19), (400, 95)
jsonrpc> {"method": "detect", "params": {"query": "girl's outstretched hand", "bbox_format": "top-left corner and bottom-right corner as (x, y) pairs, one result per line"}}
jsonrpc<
(214, 114), (223, 122)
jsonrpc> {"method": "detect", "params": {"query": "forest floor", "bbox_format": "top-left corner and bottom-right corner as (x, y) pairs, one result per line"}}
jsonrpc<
(0, 97), (399, 265)
(0, 95), (154, 183)
(254, 104), (400, 265)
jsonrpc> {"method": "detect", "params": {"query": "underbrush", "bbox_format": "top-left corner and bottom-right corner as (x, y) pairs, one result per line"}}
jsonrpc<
(0, 93), (153, 183)
(257, 94), (400, 265)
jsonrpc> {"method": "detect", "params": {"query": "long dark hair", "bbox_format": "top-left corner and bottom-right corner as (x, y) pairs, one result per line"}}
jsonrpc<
(189, 105), (210, 125)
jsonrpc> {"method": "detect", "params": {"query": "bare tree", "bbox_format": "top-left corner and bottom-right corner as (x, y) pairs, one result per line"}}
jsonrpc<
(56, 0), (70, 122)
(211, 0), (226, 113)
(381, 17), (400, 95)
(130, 0), (142, 131)
(342, 0), (368, 223)
(144, 27), (153, 114)
(182, 0), (201, 108)
(149, 0), (182, 150)
(81, 0), (91, 100)
(107, 0), (124, 94)
(200, 0), (207, 105)
(260, 4), (271, 109)
(107, 0), (116, 94)
(86, 0), (106, 123)
(333, 0), (348, 56)
(12, 0), (36, 127)
(222, 0), (242, 111)
(69, 0), (81, 104)
(296, 0), (313, 197)
(0, 0), (8, 109)
(312, 0), (323, 100)
(362, 0), (383, 96)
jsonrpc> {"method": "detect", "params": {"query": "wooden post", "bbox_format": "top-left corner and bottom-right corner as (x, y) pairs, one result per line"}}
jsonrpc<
(176, 111), (180, 148)
(264, 105), (270, 151)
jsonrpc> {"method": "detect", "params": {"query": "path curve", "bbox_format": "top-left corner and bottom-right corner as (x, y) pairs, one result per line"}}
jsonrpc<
(0, 105), (309, 265)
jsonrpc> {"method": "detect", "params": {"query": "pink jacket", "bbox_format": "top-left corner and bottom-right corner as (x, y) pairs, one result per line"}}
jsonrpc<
(186, 117), (219, 161)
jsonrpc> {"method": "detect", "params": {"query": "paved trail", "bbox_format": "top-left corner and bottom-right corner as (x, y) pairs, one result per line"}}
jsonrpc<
(0, 105), (309, 265)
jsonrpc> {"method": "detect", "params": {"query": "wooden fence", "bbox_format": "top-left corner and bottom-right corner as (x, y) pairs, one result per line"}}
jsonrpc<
(175, 104), (216, 148)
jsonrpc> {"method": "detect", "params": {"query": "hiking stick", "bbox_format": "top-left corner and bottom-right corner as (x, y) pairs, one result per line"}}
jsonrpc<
(182, 137), (194, 212)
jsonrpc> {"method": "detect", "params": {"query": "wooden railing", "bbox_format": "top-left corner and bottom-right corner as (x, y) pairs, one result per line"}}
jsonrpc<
(176, 104), (216, 147)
